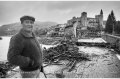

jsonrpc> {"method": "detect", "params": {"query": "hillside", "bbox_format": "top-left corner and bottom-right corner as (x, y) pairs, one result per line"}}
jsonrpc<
(0, 21), (57, 36)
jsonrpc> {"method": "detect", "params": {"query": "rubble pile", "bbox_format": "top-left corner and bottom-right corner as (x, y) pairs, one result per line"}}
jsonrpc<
(43, 40), (90, 65)
(0, 62), (16, 78)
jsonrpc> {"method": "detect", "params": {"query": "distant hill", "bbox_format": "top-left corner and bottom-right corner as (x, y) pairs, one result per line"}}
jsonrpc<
(0, 21), (57, 36)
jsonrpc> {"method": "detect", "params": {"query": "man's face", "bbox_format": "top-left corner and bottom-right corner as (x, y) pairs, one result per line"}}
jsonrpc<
(22, 20), (34, 32)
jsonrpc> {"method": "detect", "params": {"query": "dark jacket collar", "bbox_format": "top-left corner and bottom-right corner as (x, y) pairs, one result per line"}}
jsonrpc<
(19, 28), (35, 38)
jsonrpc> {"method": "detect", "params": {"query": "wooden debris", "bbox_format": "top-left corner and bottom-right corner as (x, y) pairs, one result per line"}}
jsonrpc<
(0, 62), (16, 78)
(43, 40), (90, 68)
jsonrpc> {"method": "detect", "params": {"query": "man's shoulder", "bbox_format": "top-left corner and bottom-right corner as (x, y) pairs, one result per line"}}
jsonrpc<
(11, 32), (24, 41)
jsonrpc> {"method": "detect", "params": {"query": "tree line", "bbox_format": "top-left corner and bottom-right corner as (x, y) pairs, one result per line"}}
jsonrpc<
(105, 10), (120, 34)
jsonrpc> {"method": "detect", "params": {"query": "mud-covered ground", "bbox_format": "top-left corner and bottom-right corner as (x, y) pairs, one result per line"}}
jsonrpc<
(42, 46), (120, 78)
(7, 46), (120, 78)
(4, 38), (120, 78)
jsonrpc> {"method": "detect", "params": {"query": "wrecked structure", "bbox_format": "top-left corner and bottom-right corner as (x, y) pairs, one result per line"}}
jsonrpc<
(43, 40), (90, 64)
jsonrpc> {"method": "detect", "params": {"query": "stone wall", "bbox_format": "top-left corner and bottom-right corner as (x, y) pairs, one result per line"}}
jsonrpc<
(102, 34), (120, 50)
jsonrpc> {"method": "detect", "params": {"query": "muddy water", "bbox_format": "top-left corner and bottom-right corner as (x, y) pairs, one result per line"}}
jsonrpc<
(0, 37), (11, 61)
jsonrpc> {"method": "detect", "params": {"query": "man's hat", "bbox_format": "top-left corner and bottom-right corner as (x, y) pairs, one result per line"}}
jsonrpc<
(20, 15), (35, 23)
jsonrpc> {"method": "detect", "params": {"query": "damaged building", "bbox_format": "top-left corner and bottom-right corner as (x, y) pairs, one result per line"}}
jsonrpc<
(67, 9), (105, 38)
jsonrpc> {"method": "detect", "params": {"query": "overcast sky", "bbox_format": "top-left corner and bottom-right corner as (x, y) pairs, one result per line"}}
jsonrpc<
(0, 1), (120, 25)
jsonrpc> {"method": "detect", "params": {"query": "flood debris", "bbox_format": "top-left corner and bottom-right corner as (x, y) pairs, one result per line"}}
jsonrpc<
(0, 62), (16, 78)
(43, 40), (91, 72)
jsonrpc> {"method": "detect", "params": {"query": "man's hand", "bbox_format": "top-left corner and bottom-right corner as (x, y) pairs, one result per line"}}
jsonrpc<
(29, 59), (34, 67)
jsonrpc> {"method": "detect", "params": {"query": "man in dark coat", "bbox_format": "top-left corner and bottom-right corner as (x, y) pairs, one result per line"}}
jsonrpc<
(7, 15), (43, 78)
